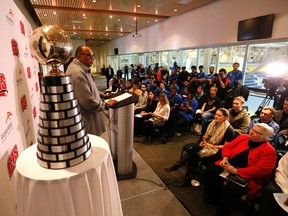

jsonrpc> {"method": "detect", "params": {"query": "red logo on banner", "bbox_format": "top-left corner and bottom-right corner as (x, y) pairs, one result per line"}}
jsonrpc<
(33, 106), (37, 119)
(20, 21), (25, 36)
(7, 145), (19, 178)
(11, 39), (19, 57)
(6, 112), (12, 124)
(27, 67), (31, 78)
(21, 95), (27, 112)
(35, 82), (39, 92)
(0, 73), (8, 97)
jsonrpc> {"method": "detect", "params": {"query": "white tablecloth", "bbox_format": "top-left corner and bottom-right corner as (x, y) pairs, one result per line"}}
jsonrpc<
(16, 135), (123, 216)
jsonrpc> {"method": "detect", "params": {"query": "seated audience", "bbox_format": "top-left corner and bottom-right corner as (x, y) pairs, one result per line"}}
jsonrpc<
(164, 108), (234, 186)
(204, 123), (277, 216)
(134, 83), (148, 114)
(154, 82), (168, 97)
(259, 152), (288, 216)
(126, 79), (133, 91)
(195, 85), (207, 106)
(118, 78), (127, 92)
(167, 86), (183, 114)
(105, 77), (119, 94)
(204, 66), (216, 93)
(134, 91), (158, 136)
(142, 93), (170, 141)
(162, 91), (198, 143)
(196, 86), (222, 127)
(274, 97), (288, 130)
(214, 68), (230, 105)
(129, 81), (142, 96)
(228, 96), (250, 137)
(246, 106), (279, 142)
(180, 80), (189, 98)
(271, 98), (288, 155)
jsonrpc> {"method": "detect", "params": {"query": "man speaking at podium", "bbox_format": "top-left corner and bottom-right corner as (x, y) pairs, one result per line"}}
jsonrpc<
(66, 45), (117, 136)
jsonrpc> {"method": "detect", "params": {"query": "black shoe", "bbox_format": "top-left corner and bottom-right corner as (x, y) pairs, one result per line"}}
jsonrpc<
(164, 163), (181, 172)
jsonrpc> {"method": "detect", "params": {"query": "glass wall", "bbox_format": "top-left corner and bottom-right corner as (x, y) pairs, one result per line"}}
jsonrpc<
(218, 45), (247, 72)
(182, 49), (198, 70)
(245, 42), (288, 89)
(198, 47), (218, 72)
(108, 39), (288, 90)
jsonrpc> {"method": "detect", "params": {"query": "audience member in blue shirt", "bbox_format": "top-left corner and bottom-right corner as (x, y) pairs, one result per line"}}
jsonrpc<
(245, 106), (279, 142)
(227, 62), (244, 88)
(154, 82), (168, 97)
(162, 91), (198, 143)
(168, 87), (183, 114)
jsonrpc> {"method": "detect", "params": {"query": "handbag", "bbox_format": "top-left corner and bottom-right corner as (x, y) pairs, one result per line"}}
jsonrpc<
(227, 174), (248, 187)
(197, 147), (218, 158)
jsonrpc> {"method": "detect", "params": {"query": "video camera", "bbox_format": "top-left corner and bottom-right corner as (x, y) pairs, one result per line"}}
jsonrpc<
(262, 77), (282, 95)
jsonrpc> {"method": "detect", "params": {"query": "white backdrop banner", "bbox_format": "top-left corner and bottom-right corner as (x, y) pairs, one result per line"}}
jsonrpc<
(0, 1), (40, 215)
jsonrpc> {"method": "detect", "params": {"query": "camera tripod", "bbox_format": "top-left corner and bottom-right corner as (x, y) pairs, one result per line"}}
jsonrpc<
(254, 89), (277, 117)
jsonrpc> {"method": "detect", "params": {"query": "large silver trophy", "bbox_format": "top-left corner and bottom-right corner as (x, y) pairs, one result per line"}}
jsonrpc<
(30, 25), (91, 169)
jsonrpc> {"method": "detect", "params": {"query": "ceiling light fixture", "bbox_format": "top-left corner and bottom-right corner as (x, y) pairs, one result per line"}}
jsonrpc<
(92, 0), (96, 2)
(132, 20), (141, 38)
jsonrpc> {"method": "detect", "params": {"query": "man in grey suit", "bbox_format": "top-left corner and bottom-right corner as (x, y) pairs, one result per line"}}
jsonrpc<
(274, 97), (288, 131)
(66, 45), (117, 136)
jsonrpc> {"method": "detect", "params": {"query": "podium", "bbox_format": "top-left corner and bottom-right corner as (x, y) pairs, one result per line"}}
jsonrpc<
(108, 92), (139, 179)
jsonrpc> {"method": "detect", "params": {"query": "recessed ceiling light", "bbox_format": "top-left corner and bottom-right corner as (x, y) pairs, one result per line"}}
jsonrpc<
(110, 15), (112, 18)
(155, 20), (158, 22)
(174, 9), (178, 12)
(137, 5), (141, 8)
(92, 0), (96, 2)
(53, 11), (56, 15)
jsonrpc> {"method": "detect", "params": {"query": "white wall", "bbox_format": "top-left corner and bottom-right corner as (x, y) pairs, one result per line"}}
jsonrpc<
(101, 0), (288, 55)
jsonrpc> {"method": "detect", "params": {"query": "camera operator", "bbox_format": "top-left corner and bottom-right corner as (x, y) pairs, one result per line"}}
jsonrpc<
(276, 78), (288, 110)
(214, 68), (230, 106)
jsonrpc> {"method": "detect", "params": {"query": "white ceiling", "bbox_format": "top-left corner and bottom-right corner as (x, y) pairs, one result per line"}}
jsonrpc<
(28, 0), (217, 45)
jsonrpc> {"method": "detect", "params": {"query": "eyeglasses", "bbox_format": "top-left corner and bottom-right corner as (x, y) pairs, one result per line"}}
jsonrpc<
(251, 128), (263, 136)
(81, 53), (95, 58)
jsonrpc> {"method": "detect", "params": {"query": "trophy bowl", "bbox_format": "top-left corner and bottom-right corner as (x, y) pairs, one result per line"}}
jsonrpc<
(30, 25), (73, 66)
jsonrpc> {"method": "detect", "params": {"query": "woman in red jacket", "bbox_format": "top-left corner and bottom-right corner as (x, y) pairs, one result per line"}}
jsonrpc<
(204, 123), (277, 216)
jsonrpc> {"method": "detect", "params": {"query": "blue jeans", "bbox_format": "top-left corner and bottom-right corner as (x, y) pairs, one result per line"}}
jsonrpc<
(201, 112), (214, 126)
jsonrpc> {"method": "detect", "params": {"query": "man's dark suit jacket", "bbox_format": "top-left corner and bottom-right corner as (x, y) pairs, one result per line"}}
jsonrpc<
(274, 110), (288, 130)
